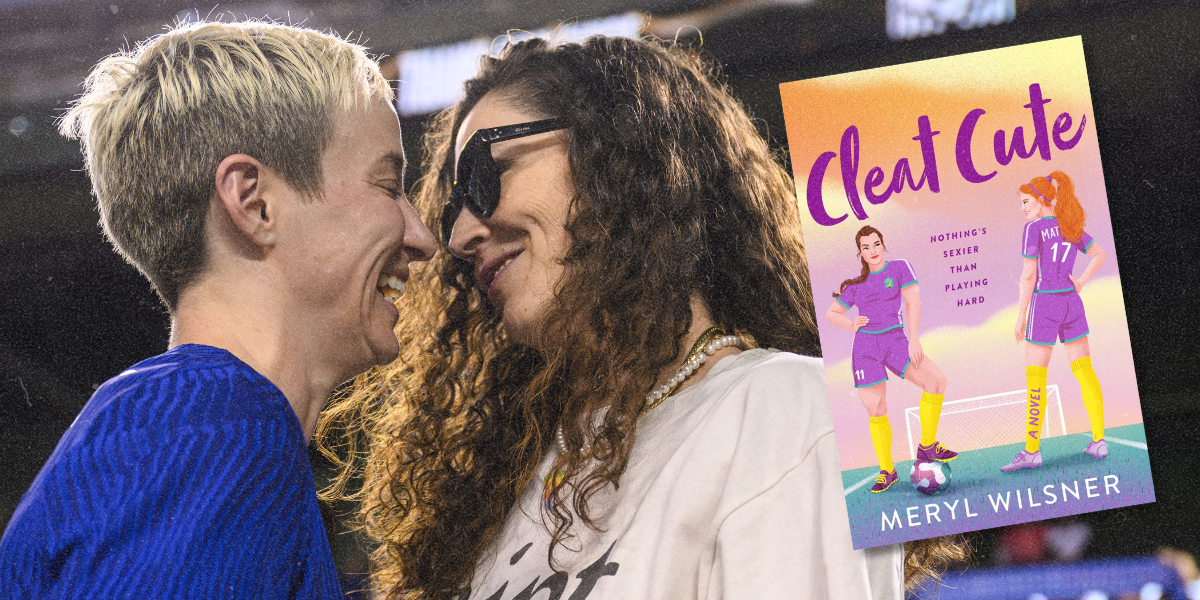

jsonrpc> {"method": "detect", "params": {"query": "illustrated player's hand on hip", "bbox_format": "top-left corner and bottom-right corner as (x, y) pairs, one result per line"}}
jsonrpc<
(852, 315), (869, 333)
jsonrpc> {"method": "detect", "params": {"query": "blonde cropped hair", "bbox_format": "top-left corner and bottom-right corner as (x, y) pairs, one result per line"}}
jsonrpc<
(60, 21), (393, 309)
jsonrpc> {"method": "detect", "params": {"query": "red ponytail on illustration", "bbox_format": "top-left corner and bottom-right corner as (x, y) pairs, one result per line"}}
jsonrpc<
(1020, 171), (1085, 243)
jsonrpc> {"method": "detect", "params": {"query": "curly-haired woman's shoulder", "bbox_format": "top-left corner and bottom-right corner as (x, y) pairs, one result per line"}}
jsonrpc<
(695, 347), (835, 458)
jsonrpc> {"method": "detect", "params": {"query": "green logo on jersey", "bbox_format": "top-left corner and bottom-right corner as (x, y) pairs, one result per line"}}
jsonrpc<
(885, 277), (895, 289)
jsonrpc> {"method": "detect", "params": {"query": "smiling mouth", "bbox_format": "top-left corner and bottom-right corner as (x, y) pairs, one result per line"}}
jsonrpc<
(479, 252), (519, 294)
(377, 274), (406, 300)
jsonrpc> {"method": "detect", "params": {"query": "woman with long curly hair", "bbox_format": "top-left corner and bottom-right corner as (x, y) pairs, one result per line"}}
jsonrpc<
(320, 35), (964, 600)
(1003, 170), (1109, 472)
(825, 225), (957, 494)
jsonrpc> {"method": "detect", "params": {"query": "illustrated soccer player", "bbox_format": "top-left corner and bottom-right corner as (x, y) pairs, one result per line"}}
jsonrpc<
(826, 226), (957, 493)
(1003, 170), (1108, 472)
(0, 21), (436, 597)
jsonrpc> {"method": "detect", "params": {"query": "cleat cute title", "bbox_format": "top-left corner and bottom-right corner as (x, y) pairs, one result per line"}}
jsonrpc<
(805, 83), (1088, 227)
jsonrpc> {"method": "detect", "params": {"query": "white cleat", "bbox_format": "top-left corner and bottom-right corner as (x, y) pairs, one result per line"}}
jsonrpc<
(1000, 449), (1042, 472)
(1084, 439), (1108, 459)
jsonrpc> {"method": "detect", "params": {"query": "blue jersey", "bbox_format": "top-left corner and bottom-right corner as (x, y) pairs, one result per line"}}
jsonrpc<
(1022, 217), (1094, 293)
(836, 259), (918, 334)
(0, 344), (343, 599)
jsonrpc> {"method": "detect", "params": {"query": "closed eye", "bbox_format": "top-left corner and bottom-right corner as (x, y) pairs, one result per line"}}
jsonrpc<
(377, 181), (404, 200)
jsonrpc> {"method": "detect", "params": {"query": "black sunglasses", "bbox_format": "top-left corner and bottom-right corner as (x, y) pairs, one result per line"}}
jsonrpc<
(440, 118), (565, 242)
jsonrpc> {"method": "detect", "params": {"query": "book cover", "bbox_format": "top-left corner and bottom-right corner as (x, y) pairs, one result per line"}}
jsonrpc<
(779, 36), (1154, 549)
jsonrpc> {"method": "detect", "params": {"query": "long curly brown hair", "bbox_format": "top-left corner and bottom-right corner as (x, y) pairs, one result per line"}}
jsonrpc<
(318, 35), (964, 600)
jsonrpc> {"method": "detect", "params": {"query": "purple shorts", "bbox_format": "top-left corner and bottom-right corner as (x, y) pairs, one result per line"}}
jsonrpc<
(1026, 290), (1090, 345)
(852, 328), (911, 388)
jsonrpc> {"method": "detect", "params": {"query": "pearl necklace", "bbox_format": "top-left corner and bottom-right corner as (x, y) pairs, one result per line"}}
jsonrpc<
(554, 328), (746, 456)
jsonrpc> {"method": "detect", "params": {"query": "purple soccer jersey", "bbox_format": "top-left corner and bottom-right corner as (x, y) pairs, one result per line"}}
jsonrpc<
(1021, 217), (1094, 293)
(836, 259), (918, 334)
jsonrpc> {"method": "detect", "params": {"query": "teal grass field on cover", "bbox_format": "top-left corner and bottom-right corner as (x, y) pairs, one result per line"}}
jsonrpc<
(841, 424), (1153, 548)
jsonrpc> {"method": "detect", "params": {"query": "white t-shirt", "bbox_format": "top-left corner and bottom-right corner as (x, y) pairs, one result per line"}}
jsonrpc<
(464, 348), (903, 600)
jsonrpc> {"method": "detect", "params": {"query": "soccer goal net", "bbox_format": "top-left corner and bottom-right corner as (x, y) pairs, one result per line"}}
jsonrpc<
(903, 385), (1064, 461)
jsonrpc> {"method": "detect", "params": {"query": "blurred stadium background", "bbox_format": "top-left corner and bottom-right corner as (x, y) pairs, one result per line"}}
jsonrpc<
(1, 0), (1198, 598)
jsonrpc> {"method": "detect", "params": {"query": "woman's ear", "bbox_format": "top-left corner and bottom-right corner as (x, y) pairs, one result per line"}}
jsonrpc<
(214, 154), (276, 247)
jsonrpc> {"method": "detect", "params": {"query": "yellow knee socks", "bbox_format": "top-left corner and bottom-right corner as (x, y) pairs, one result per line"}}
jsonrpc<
(919, 392), (944, 447)
(1025, 366), (1049, 453)
(869, 415), (894, 473)
(1072, 356), (1105, 442)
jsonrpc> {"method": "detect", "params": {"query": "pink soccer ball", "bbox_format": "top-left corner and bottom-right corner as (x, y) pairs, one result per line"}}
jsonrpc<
(910, 460), (952, 495)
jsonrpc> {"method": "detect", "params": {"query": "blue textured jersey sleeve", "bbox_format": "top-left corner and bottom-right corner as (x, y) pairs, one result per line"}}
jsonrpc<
(0, 346), (342, 600)
(5, 421), (318, 599)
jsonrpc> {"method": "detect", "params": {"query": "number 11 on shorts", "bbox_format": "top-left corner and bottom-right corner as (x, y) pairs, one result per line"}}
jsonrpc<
(855, 369), (865, 381)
